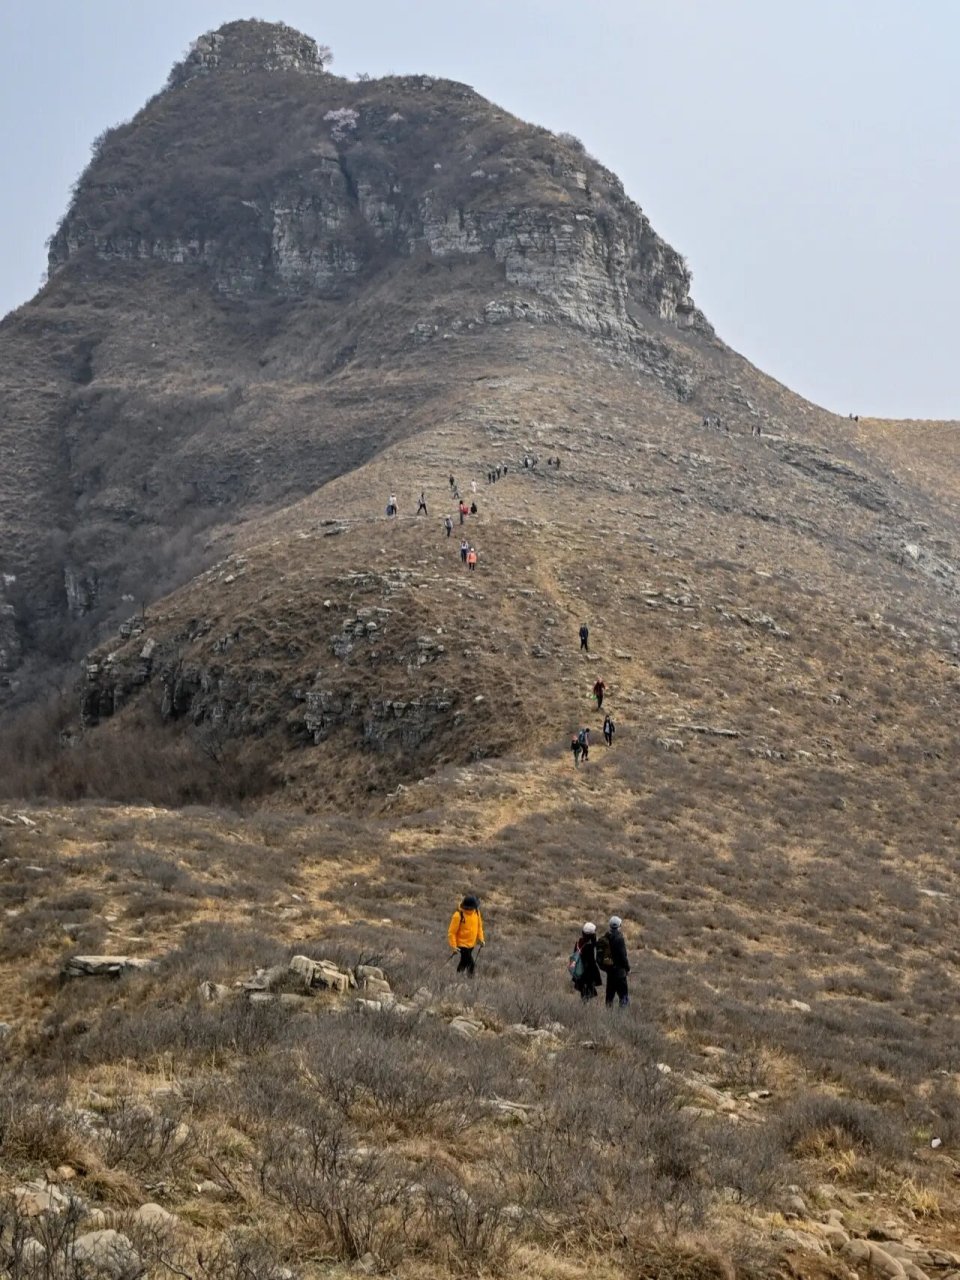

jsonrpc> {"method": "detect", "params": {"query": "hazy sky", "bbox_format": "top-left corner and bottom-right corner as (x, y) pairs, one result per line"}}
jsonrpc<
(1, 1), (957, 419)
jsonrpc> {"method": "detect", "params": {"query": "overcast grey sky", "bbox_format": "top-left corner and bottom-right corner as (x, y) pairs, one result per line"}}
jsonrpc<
(1, 1), (956, 419)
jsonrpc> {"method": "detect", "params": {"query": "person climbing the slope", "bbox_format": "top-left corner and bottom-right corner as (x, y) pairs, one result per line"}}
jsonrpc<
(387, 493), (398, 517)
(579, 623), (589, 653)
(448, 894), (484, 975)
(459, 501), (469, 525)
(417, 492), (428, 515)
(593, 678), (606, 710)
(603, 714), (615, 746)
(569, 922), (602, 1000)
(460, 538), (469, 564)
(444, 515), (453, 538)
(466, 547), (478, 571)
(578, 727), (590, 762)
(469, 500), (478, 515)
(597, 916), (630, 1008)
(571, 734), (582, 767)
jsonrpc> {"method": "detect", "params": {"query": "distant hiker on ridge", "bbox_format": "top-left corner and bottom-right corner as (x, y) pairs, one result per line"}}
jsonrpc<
(593, 678), (606, 710)
(448, 894), (484, 975)
(387, 493), (398, 517)
(579, 623), (589, 653)
(417, 492), (428, 515)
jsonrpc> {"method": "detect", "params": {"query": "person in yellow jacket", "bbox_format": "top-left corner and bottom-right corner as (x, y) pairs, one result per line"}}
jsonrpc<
(448, 894), (484, 975)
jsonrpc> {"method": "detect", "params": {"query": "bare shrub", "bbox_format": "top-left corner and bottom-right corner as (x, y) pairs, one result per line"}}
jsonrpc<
(778, 1092), (905, 1159)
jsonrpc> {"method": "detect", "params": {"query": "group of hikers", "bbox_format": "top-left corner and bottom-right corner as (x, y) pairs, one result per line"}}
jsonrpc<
(448, 896), (631, 1008)
(571, 627), (615, 766)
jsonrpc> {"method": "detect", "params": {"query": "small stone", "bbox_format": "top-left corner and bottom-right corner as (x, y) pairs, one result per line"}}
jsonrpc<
(789, 999), (812, 1013)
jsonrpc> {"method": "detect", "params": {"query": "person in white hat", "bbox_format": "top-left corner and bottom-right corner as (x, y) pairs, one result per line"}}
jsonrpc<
(568, 921), (602, 1000)
(597, 916), (630, 1008)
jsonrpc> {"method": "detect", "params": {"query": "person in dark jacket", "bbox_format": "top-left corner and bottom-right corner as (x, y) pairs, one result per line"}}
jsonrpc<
(598, 915), (630, 1008)
(603, 714), (615, 746)
(579, 623), (589, 652)
(571, 922), (602, 1000)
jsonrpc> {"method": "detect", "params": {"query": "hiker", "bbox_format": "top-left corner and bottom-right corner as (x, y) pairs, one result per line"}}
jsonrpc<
(496, 465), (501, 479)
(569, 922), (602, 1000)
(467, 547), (478, 571)
(448, 894), (484, 975)
(387, 494), (398, 517)
(579, 623), (589, 652)
(578, 727), (589, 762)
(597, 915), (630, 1008)
(593, 678), (606, 710)
(444, 515), (453, 538)
(449, 474), (456, 489)
(460, 538), (469, 564)
(469, 500), (477, 515)
(459, 501), (468, 525)
(417, 492), (428, 515)
(571, 735), (582, 767)
(603, 714), (615, 746)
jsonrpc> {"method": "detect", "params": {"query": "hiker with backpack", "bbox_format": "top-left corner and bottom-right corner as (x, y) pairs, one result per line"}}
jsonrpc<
(603, 714), (615, 746)
(593, 678), (606, 710)
(597, 916), (630, 1008)
(571, 735), (582, 767)
(578, 727), (589, 762)
(569, 922), (602, 1000)
(579, 623), (589, 652)
(448, 894), (484, 975)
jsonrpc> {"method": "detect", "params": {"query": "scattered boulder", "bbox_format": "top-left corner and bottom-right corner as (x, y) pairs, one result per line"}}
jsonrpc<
(61, 956), (155, 980)
(449, 1016), (484, 1040)
(842, 1239), (908, 1279)
(487, 1097), (538, 1124)
(288, 955), (355, 993)
(197, 981), (230, 1003)
(71, 1229), (141, 1279)
(134, 1202), (179, 1230)
(12, 1180), (74, 1217)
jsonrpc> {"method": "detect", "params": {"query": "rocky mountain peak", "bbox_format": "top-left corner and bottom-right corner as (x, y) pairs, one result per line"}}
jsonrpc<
(167, 18), (330, 88)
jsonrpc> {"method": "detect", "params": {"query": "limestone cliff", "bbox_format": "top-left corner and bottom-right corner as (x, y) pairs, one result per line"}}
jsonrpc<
(48, 20), (707, 343)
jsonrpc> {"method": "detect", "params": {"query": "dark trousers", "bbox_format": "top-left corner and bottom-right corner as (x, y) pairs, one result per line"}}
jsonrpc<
(580, 638), (588, 651)
(596, 692), (603, 708)
(605, 968), (629, 1007)
(457, 947), (475, 975)
(604, 730), (613, 746)
(577, 978), (598, 1001)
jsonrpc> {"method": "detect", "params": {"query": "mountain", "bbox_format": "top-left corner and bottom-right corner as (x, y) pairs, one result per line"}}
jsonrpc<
(6, 20), (960, 1279)
(3, 18), (960, 807)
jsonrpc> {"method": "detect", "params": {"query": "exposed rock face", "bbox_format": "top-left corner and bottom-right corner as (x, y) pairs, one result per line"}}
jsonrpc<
(48, 22), (706, 345)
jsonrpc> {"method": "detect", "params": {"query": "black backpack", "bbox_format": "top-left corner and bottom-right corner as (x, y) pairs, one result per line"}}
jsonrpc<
(596, 932), (613, 970)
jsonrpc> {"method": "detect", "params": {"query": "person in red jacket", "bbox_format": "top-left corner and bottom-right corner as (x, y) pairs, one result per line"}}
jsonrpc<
(448, 895), (484, 974)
